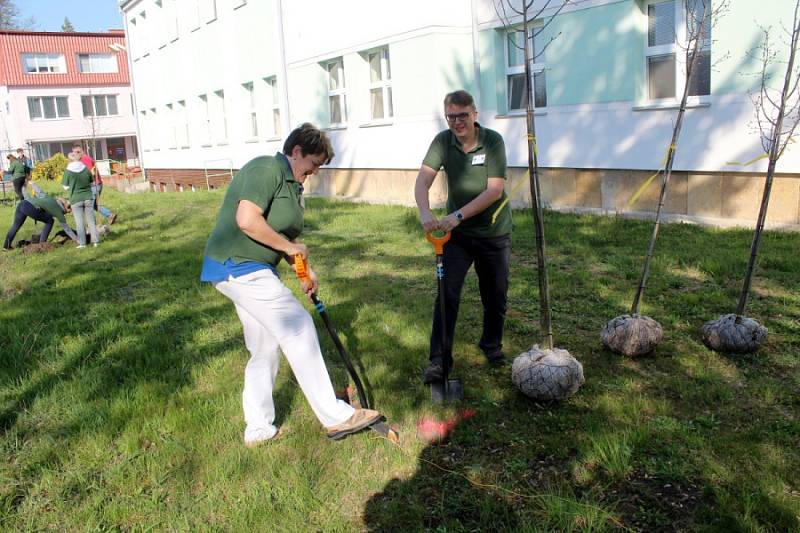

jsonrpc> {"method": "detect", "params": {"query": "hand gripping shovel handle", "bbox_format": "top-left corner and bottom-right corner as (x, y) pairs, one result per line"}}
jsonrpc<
(294, 255), (370, 410)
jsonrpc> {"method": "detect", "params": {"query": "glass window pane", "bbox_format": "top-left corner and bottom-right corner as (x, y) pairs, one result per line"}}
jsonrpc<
(648, 1), (675, 47)
(507, 73), (526, 110)
(329, 95), (341, 123)
(507, 31), (525, 67)
(82, 95), (92, 116)
(56, 97), (69, 117)
(687, 0), (711, 40)
(79, 54), (90, 72)
(370, 88), (384, 119)
(648, 54), (676, 99)
(384, 49), (391, 80)
(108, 95), (118, 115)
(273, 109), (280, 135)
(28, 97), (41, 119)
(688, 48), (711, 96)
(369, 53), (381, 82)
(387, 87), (393, 118)
(534, 71), (547, 108)
(42, 97), (56, 118)
(328, 61), (341, 90)
(23, 56), (36, 73)
(94, 95), (108, 116)
(250, 112), (258, 137)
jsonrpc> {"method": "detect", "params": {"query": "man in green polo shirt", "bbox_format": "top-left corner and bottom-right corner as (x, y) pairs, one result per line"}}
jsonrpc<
(415, 89), (513, 384)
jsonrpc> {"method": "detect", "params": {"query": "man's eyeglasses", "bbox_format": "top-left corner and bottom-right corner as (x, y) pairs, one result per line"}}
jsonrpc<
(445, 112), (472, 123)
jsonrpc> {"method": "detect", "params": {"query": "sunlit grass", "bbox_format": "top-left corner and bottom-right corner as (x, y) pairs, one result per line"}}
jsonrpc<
(0, 185), (798, 530)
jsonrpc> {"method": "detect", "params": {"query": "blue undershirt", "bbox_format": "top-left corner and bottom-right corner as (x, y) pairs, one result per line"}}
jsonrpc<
(200, 256), (277, 282)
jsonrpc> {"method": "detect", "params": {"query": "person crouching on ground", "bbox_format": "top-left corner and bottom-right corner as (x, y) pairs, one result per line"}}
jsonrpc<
(62, 152), (98, 248)
(414, 89), (513, 384)
(3, 189), (79, 250)
(200, 123), (382, 447)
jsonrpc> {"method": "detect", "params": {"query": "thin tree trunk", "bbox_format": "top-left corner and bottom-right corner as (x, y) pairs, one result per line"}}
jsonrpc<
(630, 21), (704, 316)
(736, 8), (798, 316)
(523, 8), (554, 350)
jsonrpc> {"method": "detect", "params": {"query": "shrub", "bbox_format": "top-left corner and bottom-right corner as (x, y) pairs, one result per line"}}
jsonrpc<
(32, 153), (69, 181)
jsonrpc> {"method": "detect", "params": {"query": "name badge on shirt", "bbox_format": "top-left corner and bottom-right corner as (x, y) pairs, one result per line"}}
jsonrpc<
(472, 154), (486, 165)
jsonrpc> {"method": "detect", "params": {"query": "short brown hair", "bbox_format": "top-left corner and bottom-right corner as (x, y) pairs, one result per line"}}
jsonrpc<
(444, 90), (475, 109)
(283, 123), (334, 164)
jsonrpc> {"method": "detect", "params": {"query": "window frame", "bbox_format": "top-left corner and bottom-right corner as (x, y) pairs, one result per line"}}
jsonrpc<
(325, 58), (347, 127)
(81, 94), (119, 117)
(22, 53), (66, 74)
(365, 46), (393, 122)
(642, 0), (711, 105)
(213, 89), (227, 145)
(264, 76), (281, 139)
(27, 96), (70, 120)
(77, 53), (119, 74)
(242, 82), (258, 140)
(198, 93), (212, 146)
(504, 24), (547, 112)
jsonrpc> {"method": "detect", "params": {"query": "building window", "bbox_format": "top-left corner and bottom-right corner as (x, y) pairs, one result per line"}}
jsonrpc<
(22, 53), (66, 74)
(150, 108), (159, 150)
(166, 103), (177, 149)
(78, 53), (118, 73)
(265, 76), (280, 137)
(645, 0), (711, 101)
(199, 94), (211, 145)
(28, 96), (70, 120)
(140, 110), (149, 151)
(366, 47), (392, 120)
(325, 58), (347, 125)
(242, 82), (258, 139)
(201, 0), (217, 23)
(213, 89), (227, 143)
(81, 95), (119, 117)
(178, 100), (189, 147)
(505, 27), (546, 110)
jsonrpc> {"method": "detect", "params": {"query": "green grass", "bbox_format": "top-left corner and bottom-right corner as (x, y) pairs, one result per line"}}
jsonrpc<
(1, 184), (798, 531)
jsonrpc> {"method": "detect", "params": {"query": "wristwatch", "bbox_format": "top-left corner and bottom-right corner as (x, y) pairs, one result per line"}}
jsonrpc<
(454, 210), (464, 222)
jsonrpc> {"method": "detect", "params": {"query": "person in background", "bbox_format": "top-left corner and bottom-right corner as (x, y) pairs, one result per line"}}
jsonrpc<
(3, 187), (79, 250)
(7, 154), (26, 201)
(62, 152), (98, 248)
(16, 148), (32, 174)
(200, 123), (383, 447)
(72, 143), (117, 225)
(414, 89), (513, 384)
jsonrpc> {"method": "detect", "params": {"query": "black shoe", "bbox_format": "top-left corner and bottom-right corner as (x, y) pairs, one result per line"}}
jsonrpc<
(423, 360), (445, 384)
(486, 351), (508, 367)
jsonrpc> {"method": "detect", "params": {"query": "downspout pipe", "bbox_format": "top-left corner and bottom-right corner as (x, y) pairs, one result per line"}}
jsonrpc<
(121, 4), (147, 184)
(471, 0), (482, 106)
(276, 0), (291, 135)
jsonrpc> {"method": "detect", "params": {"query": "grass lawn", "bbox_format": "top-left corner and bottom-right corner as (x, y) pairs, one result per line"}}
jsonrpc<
(1, 183), (798, 531)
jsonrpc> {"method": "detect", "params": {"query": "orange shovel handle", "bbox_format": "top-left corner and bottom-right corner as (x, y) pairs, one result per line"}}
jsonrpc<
(426, 231), (451, 255)
(294, 254), (311, 284)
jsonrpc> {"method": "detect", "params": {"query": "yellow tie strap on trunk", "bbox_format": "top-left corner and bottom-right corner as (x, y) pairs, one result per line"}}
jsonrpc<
(491, 170), (530, 225)
(627, 144), (676, 207)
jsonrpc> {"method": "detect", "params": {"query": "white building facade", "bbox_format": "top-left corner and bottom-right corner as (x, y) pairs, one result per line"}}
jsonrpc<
(119, 0), (800, 227)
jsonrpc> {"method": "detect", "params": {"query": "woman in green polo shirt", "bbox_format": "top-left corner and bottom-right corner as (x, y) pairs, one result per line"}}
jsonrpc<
(3, 189), (78, 250)
(62, 152), (99, 248)
(6, 154), (27, 201)
(200, 123), (382, 447)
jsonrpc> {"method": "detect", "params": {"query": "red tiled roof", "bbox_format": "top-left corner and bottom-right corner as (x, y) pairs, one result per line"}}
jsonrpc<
(0, 31), (129, 87)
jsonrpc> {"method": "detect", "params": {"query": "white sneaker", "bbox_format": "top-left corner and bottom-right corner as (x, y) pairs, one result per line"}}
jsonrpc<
(77, 244), (86, 249)
(93, 243), (99, 248)
(244, 426), (280, 448)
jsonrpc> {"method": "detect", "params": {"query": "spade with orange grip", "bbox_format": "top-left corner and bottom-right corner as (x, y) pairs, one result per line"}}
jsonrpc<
(426, 230), (464, 403)
(294, 255), (399, 442)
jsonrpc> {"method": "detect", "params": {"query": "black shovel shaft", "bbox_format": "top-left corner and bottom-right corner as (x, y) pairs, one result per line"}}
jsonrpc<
(310, 294), (370, 410)
(435, 254), (449, 382)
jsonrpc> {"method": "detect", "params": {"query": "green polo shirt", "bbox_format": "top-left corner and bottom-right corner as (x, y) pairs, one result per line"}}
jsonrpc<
(62, 168), (94, 203)
(28, 195), (67, 224)
(204, 154), (304, 267)
(422, 123), (512, 238)
(9, 160), (25, 179)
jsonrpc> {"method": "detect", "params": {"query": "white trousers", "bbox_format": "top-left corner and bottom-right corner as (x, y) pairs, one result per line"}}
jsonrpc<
(214, 269), (354, 435)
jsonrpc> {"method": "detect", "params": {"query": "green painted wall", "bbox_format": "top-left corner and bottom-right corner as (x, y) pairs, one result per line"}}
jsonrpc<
(713, 0), (795, 94)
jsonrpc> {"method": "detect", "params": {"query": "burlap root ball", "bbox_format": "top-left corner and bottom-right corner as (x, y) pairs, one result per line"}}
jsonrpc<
(702, 314), (767, 354)
(601, 314), (663, 356)
(511, 344), (585, 401)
